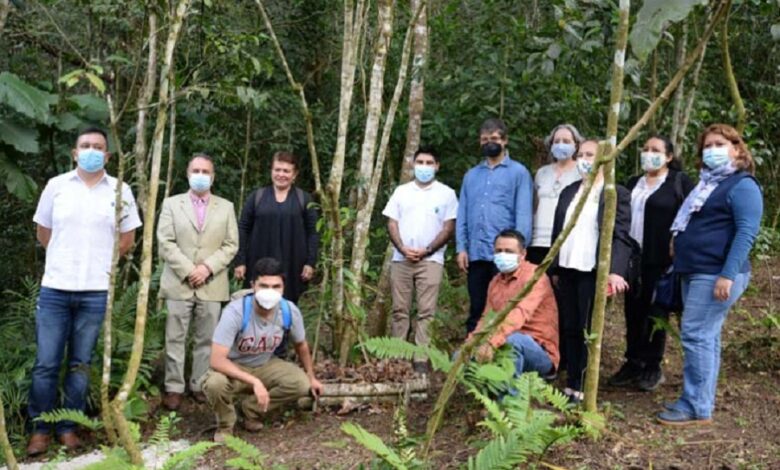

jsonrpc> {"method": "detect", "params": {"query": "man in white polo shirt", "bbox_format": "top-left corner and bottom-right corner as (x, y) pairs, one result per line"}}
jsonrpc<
(26, 127), (142, 456)
(382, 147), (458, 374)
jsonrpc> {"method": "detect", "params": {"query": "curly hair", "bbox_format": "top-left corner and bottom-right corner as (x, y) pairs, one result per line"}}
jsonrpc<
(696, 124), (755, 175)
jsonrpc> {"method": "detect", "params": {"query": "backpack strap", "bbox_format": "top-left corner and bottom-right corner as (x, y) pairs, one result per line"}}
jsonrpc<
(294, 187), (306, 210)
(253, 187), (266, 213)
(673, 171), (684, 204)
(241, 294), (253, 333)
(280, 298), (292, 330)
(242, 294), (292, 333)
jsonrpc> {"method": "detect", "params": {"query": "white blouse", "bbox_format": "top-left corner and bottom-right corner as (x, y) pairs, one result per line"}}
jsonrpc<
(629, 173), (668, 249)
(559, 182), (603, 272)
(532, 163), (582, 248)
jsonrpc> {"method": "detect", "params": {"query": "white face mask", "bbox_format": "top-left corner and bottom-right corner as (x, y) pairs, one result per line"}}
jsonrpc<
(640, 152), (666, 172)
(254, 288), (282, 310)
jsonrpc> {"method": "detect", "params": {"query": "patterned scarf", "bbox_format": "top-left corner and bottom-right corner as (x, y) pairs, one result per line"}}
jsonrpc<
(670, 163), (738, 234)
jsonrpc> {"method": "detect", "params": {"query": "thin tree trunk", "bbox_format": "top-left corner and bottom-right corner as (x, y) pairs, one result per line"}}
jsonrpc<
(342, 1), (423, 365)
(132, 13), (159, 215)
(678, 31), (709, 160)
(163, 67), (177, 199)
(582, 0), (630, 414)
(110, 1), (192, 464)
(238, 107), (252, 210)
(421, 0), (731, 455)
(649, 49), (658, 134)
(0, 394), (18, 470)
(671, 20), (688, 152)
(720, 1), (746, 133)
(0, 0), (11, 38)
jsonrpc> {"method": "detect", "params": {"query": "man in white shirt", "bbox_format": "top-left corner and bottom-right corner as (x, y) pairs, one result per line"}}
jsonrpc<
(27, 127), (142, 456)
(382, 147), (458, 374)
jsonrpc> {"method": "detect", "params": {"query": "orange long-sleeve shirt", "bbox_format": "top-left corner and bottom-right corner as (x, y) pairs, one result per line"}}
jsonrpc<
(473, 261), (560, 369)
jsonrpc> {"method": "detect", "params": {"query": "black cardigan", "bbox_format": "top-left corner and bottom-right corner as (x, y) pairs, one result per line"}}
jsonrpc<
(550, 181), (634, 279)
(625, 170), (695, 268)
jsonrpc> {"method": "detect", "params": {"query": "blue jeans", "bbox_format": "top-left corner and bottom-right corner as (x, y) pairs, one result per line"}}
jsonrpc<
(506, 333), (553, 376)
(28, 287), (107, 435)
(670, 272), (749, 419)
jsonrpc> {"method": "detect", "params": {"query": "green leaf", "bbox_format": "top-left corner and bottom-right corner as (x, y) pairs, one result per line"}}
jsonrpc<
(0, 72), (57, 122)
(0, 119), (39, 153)
(341, 422), (408, 470)
(85, 72), (106, 94)
(629, 0), (707, 61)
(0, 153), (38, 202)
(68, 94), (110, 120)
(56, 112), (84, 131)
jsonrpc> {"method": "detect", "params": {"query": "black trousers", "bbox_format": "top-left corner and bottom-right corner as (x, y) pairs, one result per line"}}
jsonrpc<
(623, 265), (668, 369)
(525, 246), (550, 266)
(555, 268), (597, 391)
(465, 260), (498, 334)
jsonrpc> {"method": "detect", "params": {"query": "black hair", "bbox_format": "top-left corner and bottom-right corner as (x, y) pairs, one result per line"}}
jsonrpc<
(253, 257), (285, 281)
(189, 152), (214, 167)
(77, 126), (108, 143)
(494, 229), (526, 250)
(479, 118), (508, 139)
(646, 135), (682, 171)
(413, 146), (439, 163)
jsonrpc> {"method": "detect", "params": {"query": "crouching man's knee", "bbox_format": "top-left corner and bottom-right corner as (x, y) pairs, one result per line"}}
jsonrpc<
(202, 369), (231, 404)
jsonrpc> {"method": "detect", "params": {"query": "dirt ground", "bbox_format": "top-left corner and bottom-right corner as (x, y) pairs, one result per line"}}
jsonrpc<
(18, 259), (780, 469)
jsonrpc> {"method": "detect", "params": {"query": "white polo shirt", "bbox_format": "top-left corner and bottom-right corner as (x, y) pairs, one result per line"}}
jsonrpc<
(33, 170), (143, 291)
(382, 180), (458, 265)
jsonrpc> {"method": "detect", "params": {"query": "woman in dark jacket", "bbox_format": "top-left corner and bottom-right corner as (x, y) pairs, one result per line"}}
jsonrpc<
(233, 151), (319, 303)
(549, 139), (634, 403)
(657, 124), (762, 426)
(608, 136), (694, 392)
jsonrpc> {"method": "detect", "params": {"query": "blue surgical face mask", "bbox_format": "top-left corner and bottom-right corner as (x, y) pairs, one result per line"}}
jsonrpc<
(189, 173), (212, 193)
(640, 152), (665, 172)
(702, 146), (731, 170)
(493, 252), (520, 274)
(576, 159), (593, 176)
(77, 149), (106, 173)
(414, 165), (436, 184)
(551, 143), (576, 161)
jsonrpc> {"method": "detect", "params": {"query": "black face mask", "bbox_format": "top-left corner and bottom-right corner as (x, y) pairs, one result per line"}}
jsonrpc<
(481, 142), (503, 158)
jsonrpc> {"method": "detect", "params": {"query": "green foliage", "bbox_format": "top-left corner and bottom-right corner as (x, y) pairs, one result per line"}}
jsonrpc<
(161, 441), (219, 470)
(629, 0), (708, 61)
(149, 412), (182, 448)
(35, 409), (103, 431)
(0, 72), (57, 122)
(362, 337), (453, 373)
(342, 422), (409, 470)
(223, 434), (269, 470)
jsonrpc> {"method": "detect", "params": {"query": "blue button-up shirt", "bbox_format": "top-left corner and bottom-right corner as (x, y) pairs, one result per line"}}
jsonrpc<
(456, 155), (533, 261)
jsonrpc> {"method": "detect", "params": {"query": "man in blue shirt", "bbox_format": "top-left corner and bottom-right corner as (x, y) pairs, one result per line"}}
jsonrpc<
(456, 118), (534, 333)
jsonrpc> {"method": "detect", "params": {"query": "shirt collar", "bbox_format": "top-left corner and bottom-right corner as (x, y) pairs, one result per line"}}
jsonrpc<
(189, 190), (210, 204)
(70, 169), (109, 186)
(498, 260), (532, 282)
(481, 153), (510, 169)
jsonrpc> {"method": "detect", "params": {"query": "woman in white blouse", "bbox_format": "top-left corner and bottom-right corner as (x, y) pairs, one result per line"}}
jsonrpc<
(549, 139), (634, 403)
(608, 136), (694, 392)
(527, 124), (583, 265)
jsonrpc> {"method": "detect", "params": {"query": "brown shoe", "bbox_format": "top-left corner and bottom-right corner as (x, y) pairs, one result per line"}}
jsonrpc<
(163, 392), (183, 410)
(243, 418), (264, 432)
(58, 431), (81, 451)
(191, 391), (207, 403)
(26, 433), (51, 456)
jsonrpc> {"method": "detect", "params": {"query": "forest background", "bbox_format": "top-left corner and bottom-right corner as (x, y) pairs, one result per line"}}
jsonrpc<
(0, 0), (779, 467)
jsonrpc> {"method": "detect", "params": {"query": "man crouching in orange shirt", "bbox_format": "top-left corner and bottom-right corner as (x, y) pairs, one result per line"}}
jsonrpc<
(470, 229), (559, 377)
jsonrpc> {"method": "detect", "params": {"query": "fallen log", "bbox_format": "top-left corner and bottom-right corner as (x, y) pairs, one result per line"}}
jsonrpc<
(317, 377), (429, 397)
(297, 392), (428, 409)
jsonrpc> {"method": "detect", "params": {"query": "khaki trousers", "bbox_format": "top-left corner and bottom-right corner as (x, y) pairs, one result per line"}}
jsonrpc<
(390, 260), (444, 360)
(164, 298), (221, 393)
(202, 358), (310, 431)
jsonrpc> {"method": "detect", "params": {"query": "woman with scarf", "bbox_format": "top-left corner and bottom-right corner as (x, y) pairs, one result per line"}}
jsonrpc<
(657, 124), (762, 426)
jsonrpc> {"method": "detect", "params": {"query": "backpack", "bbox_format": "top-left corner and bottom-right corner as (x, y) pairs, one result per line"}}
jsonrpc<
(240, 294), (292, 334)
(254, 186), (307, 212)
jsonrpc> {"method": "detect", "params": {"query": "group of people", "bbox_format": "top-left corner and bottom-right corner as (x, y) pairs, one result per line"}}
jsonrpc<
(25, 115), (762, 452)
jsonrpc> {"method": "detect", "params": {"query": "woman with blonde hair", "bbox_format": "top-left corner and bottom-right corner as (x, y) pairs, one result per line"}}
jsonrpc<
(658, 124), (762, 426)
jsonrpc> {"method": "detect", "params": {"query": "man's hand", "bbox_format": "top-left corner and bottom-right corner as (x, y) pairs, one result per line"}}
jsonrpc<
(607, 273), (629, 294)
(252, 380), (270, 413)
(456, 251), (469, 273)
(713, 276), (733, 302)
(475, 343), (495, 364)
(301, 265), (315, 282)
(188, 264), (211, 288)
(234, 265), (246, 281)
(309, 377), (324, 399)
(402, 247), (424, 263)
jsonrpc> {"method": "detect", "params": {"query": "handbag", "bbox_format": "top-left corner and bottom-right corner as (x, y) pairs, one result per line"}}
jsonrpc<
(653, 267), (683, 313)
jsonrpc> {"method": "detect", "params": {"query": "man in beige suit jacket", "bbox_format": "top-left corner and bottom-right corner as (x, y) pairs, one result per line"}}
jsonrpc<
(157, 153), (238, 410)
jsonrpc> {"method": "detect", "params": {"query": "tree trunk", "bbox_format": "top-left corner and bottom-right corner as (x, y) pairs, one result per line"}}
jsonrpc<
(0, 0), (11, 38)
(649, 49), (658, 134)
(0, 393), (18, 470)
(238, 108), (252, 210)
(163, 68), (177, 200)
(671, 20), (688, 152)
(720, 1), (746, 133)
(678, 30), (710, 161)
(582, 0), (630, 415)
(132, 13), (159, 215)
(110, 1), (192, 464)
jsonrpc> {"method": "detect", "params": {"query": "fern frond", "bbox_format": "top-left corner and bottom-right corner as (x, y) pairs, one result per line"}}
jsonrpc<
(467, 430), (529, 470)
(341, 422), (408, 470)
(577, 410), (606, 438)
(424, 346), (452, 373)
(468, 387), (511, 437)
(362, 337), (422, 361)
(225, 456), (262, 470)
(35, 409), (102, 430)
(161, 441), (218, 470)
(149, 412), (181, 447)
(223, 435), (267, 467)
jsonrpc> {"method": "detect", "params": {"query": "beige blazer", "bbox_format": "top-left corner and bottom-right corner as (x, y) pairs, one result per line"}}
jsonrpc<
(157, 192), (238, 301)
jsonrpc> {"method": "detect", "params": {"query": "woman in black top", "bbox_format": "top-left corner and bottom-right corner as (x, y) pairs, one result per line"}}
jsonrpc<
(234, 151), (319, 302)
(608, 136), (694, 391)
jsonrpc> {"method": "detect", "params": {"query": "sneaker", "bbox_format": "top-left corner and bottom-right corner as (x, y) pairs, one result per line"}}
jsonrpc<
(636, 368), (666, 392)
(563, 387), (584, 405)
(213, 428), (233, 443)
(607, 361), (643, 387)
(656, 409), (712, 427)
